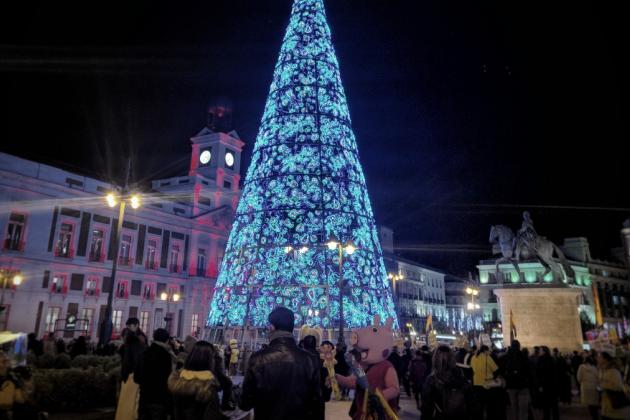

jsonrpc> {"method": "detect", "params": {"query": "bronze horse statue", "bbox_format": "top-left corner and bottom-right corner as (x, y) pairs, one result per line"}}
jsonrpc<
(489, 225), (574, 284)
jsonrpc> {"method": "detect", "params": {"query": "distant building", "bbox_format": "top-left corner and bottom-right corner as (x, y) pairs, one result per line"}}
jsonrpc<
(0, 109), (244, 341)
(378, 226), (446, 336)
(444, 274), (482, 333)
(477, 234), (630, 337)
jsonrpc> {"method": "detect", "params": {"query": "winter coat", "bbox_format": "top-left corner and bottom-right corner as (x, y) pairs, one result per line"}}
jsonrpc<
(168, 369), (225, 420)
(134, 342), (173, 408)
(471, 353), (498, 387)
(421, 368), (474, 420)
(504, 348), (529, 389)
(576, 364), (599, 407)
(409, 357), (428, 390)
(240, 335), (322, 420)
(600, 367), (630, 419)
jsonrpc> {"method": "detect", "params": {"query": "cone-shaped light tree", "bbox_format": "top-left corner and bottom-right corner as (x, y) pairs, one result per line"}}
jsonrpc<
(207, 0), (398, 331)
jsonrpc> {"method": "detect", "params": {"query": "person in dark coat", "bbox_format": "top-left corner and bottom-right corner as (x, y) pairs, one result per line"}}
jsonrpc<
(26, 333), (43, 357)
(134, 328), (174, 420)
(421, 345), (475, 420)
(168, 341), (225, 420)
(535, 346), (559, 420)
(334, 343), (350, 400)
(409, 349), (428, 409)
(401, 345), (413, 397)
(504, 340), (530, 420)
(301, 335), (329, 417)
(240, 306), (322, 420)
(70, 336), (88, 359)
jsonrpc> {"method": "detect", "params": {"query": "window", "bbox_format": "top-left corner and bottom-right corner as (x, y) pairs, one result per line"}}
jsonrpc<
(4, 213), (26, 251)
(45, 306), (61, 334)
(56, 223), (74, 258)
(131, 280), (142, 296)
(197, 249), (206, 277)
(170, 245), (180, 273)
(142, 283), (155, 301)
(191, 313), (200, 337)
(89, 229), (105, 262)
(81, 308), (94, 334)
(146, 239), (158, 270)
(116, 281), (129, 299)
(119, 234), (132, 266)
(112, 310), (123, 333)
(140, 311), (150, 333)
(51, 275), (67, 294)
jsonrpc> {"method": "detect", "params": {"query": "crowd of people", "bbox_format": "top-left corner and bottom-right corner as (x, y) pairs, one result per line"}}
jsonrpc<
(400, 340), (630, 420)
(4, 310), (630, 420)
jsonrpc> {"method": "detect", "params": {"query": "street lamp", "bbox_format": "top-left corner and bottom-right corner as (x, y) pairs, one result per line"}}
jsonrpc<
(465, 286), (481, 332)
(98, 191), (142, 347)
(0, 270), (24, 307)
(161, 290), (180, 334)
(325, 236), (357, 345)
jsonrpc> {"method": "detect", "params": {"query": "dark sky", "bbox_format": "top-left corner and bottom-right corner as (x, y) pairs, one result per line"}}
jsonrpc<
(1, 0), (628, 274)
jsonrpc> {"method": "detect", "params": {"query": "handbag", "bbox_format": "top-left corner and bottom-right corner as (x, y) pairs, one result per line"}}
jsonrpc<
(482, 355), (505, 389)
(606, 389), (630, 409)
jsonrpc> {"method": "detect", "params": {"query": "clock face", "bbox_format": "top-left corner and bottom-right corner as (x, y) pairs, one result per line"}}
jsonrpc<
(225, 151), (235, 168)
(199, 150), (211, 165)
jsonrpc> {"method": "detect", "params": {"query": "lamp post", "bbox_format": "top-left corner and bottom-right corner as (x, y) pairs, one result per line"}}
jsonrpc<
(465, 286), (480, 331)
(325, 236), (356, 345)
(98, 191), (141, 347)
(0, 270), (23, 307)
(160, 290), (180, 335)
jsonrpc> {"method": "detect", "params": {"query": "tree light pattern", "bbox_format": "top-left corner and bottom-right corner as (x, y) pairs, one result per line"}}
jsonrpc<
(207, 0), (398, 329)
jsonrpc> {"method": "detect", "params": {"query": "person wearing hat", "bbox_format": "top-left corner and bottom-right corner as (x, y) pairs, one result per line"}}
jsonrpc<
(240, 306), (323, 420)
(115, 318), (147, 420)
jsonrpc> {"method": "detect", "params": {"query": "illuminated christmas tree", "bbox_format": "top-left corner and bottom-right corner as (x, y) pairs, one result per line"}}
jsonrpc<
(207, 0), (398, 330)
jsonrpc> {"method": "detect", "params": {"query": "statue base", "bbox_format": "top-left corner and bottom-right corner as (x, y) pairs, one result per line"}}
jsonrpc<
(494, 287), (583, 353)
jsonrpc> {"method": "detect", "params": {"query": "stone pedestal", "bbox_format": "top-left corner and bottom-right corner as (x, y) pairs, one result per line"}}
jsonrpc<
(494, 287), (583, 352)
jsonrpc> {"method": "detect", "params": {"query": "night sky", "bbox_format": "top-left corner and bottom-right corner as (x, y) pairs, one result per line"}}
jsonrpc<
(1, 1), (627, 274)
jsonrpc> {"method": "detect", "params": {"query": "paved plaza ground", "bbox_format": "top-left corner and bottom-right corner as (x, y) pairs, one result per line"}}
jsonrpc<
(50, 376), (593, 420)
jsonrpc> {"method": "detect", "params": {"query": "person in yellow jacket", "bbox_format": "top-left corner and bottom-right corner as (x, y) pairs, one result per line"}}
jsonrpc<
(228, 339), (239, 376)
(470, 345), (498, 420)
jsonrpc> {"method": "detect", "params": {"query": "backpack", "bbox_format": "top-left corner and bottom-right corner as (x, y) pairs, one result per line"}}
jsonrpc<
(434, 376), (470, 419)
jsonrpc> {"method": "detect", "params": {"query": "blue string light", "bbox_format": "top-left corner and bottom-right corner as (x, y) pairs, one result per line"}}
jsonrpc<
(207, 0), (398, 329)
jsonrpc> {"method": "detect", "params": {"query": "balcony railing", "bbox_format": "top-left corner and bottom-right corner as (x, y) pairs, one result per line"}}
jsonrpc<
(3, 239), (24, 252)
(169, 265), (180, 274)
(54, 246), (74, 259)
(85, 288), (101, 297)
(145, 260), (158, 270)
(89, 252), (105, 263)
(118, 256), (132, 267)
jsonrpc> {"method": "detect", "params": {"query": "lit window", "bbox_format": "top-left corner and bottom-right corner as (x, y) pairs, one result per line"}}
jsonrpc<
(140, 311), (150, 332)
(146, 239), (158, 269)
(170, 245), (180, 273)
(119, 235), (132, 265)
(45, 307), (61, 333)
(191, 313), (200, 336)
(51, 275), (67, 294)
(142, 283), (155, 300)
(89, 230), (105, 262)
(85, 277), (99, 296)
(116, 281), (129, 299)
(81, 308), (94, 334)
(112, 310), (124, 332)
(56, 223), (74, 258)
(4, 213), (26, 251)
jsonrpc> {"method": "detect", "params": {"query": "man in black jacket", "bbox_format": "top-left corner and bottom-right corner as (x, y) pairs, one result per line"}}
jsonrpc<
(134, 328), (173, 420)
(240, 306), (322, 420)
(504, 340), (531, 420)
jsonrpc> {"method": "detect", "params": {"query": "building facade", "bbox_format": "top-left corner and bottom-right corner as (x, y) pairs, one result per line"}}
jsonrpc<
(378, 226), (447, 336)
(477, 236), (630, 337)
(0, 116), (244, 342)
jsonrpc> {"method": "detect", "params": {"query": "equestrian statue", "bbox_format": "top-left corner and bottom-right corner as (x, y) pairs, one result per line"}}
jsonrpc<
(488, 211), (574, 284)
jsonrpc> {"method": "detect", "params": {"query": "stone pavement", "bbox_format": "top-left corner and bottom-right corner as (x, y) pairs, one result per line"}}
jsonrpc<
(325, 392), (593, 420)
